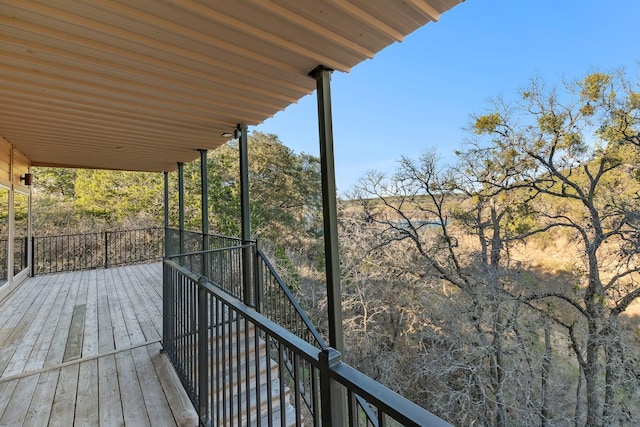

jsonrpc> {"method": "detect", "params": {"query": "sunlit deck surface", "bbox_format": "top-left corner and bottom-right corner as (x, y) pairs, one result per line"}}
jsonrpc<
(0, 263), (198, 426)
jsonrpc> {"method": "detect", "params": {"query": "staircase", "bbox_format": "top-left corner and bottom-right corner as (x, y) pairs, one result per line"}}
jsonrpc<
(177, 318), (300, 426)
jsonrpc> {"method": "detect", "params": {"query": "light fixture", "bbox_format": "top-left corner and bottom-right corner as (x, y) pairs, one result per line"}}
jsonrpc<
(20, 173), (33, 186)
(220, 127), (243, 139)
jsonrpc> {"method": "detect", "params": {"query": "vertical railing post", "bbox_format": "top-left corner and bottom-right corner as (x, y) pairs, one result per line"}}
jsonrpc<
(162, 262), (170, 348)
(198, 277), (210, 425)
(199, 150), (210, 276)
(30, 236), (35, 276)
(319, 348), (344, 427)
(104, 231), (109, 269)
(178, 162), (185, 256)
(22, 236), (28, 272)
(253, 241), (263, 314)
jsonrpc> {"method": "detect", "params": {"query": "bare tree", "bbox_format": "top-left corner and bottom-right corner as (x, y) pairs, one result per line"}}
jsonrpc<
(472, 69), (640, 426)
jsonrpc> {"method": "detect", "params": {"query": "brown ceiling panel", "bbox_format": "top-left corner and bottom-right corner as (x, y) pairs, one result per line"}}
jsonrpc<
(0, 0), (463, 172)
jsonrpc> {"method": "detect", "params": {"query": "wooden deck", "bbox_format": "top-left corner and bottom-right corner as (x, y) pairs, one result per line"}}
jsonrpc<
(0, 263), (199, 427)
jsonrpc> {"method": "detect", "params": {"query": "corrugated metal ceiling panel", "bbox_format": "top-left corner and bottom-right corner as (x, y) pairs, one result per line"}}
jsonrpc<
(0, 0), (463, 172)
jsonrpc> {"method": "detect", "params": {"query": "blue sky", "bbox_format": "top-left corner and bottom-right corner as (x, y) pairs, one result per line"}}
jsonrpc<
(253, 0), (640, 194)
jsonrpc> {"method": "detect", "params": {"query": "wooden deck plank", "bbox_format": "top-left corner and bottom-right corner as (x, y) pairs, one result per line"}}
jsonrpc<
(0, 263), (199, 427)
(63, 304), (86, 363)
(0, 374), (39, 426)
(98, 354), (125, 427)
(0, 275), (44, 329)
(82, 269), (99, 358)
(23, 272), (71, 372)
(23, 370), (59, 426)
(133, 264), (163, 321)
(112, 267), (146, 346)
(105, 269), (132, 349)
(1, 274), (64, 377)
(75, 358), (100, 427)
(45, 272), (82, 366)
(0, 379), (19, 420)
(148, 342), (199, 427)
(0, 276), (56, 376)
(0, 301), (48, 377)
(131, 345), (177, 427)
(49, 363), (79, 427)
(97, 269), (115, 354)
(122, 265), (161, 342)
(115, 349), (151, 427)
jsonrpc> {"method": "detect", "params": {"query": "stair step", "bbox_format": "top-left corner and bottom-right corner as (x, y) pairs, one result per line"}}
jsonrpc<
(213, 357), (280, 397)
(211, 379), (294, 427)
(171, 318), (303, 426)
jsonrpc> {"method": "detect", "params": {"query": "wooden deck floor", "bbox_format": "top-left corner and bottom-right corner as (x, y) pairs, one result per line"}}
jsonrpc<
(0, 263), (199, 427)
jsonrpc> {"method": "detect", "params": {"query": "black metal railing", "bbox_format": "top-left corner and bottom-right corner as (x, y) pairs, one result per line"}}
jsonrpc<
(170, 243), (330, 420)
(168, 244), (326, 351)
(31, 227), (164, 275)
(0, 236), (31, 281)
(163, 259), (451, 427)
(165, 227), (244, 258)
(14, 236), (28, 273)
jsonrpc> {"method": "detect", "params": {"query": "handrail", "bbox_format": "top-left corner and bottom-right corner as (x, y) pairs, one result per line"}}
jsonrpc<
(257, 248), (328, 350)
(163, 258), (452, 427)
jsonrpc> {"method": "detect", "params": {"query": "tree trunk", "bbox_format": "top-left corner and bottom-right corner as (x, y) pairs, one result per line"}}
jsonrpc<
(541, 322), (552, 427)
(584, 317), (603, 427)
(603, 315), (621, 425)
(575, 365), (584, 427)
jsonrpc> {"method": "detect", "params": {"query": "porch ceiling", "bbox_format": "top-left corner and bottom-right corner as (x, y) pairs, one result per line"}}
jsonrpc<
(0, 0), (463, 172)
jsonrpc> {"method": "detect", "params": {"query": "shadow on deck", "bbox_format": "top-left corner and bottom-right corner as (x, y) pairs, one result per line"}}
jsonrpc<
(0, 263), (198, 426)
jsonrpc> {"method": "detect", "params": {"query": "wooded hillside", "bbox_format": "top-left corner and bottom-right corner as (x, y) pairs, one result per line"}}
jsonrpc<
(32, 70), (640, 426)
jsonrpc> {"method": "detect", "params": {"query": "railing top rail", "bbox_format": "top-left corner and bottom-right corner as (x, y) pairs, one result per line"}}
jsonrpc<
(164, 244), (253, 261)
(258, 248), (328, 350)
(106, 227), (163, 233)
(166, 227), (255, 244)
(32, 231), (104, 239)
(331, 363), (453, 427)
(32, 227), (163, 239)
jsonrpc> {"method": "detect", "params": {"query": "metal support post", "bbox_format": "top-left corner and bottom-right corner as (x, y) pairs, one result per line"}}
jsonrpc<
(319, 348), (344, 427)
(199, 150), (210, 276)
(310, 65), (344, 352)
(163, 171), (169, 257)
(238, 123), (253, 306)
(178, 162), (185, 256)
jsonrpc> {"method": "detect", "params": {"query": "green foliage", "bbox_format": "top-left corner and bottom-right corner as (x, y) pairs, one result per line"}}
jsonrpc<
(274, 245), (301, 291)
(74, 169), (163, 222)
(205, 132), (322, 240)
(32, 167), (77, 197)
(579, 72), (612, 102)
(32, 132), (322, 243)
(473, 112), (502, 134)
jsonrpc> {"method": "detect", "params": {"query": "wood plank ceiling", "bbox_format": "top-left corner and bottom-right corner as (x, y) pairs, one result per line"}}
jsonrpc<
(0, 0), (463, 172)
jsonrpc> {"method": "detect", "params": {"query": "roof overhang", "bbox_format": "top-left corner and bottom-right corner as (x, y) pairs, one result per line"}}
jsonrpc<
(0, 0), (463, 172)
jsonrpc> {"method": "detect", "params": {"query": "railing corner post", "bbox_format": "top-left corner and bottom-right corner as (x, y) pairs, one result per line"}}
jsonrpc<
(253, 242), (263, 314)
(320, 348), (345, 427)
(30, 235), (35, 277)
(104, 231), (109, 269)
(197, 276), (209, 424)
